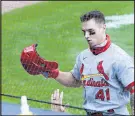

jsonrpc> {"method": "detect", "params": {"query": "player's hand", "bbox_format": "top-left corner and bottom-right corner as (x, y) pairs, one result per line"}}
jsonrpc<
(51, 89), (69, 112)
(20, 44), (59, 79)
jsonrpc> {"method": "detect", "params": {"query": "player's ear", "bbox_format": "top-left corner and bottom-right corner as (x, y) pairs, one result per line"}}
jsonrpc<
(103, 24), (106, 30)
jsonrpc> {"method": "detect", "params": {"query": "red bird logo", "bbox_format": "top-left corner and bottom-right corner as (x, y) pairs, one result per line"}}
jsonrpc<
(97, 61), (109, 80)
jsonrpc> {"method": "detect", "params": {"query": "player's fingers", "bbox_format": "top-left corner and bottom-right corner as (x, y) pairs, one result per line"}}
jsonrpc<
(53, 90), (57, 109)
(60, 91), (63, 104)
(53, 90), (56, 100)
(55, 89), (60, 110)
(60, 91), (63, 110)
(56, 89), (60, 101)
(55, 89), (60, 109)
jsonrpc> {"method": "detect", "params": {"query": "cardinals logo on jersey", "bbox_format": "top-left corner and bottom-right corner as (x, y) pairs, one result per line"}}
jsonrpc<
(97, 61), (109, 80)
(80, 61), (109, 81)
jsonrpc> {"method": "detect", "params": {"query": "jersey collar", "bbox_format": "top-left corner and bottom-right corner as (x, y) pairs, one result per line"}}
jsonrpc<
(90, 34), (111, 55)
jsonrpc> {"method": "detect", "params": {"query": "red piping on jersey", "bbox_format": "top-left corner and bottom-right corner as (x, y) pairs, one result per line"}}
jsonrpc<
(130, 88), (134, 94)
(80, 64), (84, 74)
(125, 81), (134, 91)
(90, 34), (111, 55)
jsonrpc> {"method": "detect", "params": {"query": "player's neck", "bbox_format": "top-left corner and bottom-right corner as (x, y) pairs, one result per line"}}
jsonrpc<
(95, 35), (107, 47)
(89, 34), (111, 55)
(95, 39), (107, 47)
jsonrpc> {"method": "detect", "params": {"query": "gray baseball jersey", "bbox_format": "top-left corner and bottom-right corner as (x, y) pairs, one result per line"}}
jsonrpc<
(71, 42), (134, 115)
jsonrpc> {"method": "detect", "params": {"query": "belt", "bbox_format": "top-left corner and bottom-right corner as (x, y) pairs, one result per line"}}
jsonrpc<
(86, 109), (114, 116)
(87, 112), (103, 116)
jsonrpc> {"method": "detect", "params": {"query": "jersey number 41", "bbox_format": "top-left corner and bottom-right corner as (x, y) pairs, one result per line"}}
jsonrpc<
(95, 88), (110, 101)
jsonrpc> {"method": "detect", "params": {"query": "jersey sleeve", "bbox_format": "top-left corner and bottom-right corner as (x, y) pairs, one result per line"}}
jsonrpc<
(115, 56), (134, 91)
(70, 54), (82, 80)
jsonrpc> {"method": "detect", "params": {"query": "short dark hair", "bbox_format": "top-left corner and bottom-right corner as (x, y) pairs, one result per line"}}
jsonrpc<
(80, 10), (105, 24)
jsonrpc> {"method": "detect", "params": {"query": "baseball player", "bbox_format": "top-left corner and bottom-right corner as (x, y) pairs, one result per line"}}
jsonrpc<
(20, 10), (134, 115)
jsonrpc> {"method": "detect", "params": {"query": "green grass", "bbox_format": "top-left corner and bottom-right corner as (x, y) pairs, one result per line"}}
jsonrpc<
(2, 1), (134, 115)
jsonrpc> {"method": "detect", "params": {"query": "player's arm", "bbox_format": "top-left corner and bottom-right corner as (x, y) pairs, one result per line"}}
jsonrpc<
(130, 57), (135, 115)
(125, 83), (134, 115)
(54, 54), (83, 87)
(41, 51), (82, 88)
(130, 87), (134, 115)
(115, 57), (134, 115)
(55, 71), (82, 87)
(42, 54), (82, 87)
(42, 70), (82, 87)
(124, 81), (134, 115)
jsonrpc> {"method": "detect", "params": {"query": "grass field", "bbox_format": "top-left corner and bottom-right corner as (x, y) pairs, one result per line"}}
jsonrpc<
(2, 1), (134, 115)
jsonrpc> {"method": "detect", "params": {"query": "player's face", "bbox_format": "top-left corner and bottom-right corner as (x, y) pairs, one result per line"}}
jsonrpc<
(82, 19), (106, 48)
